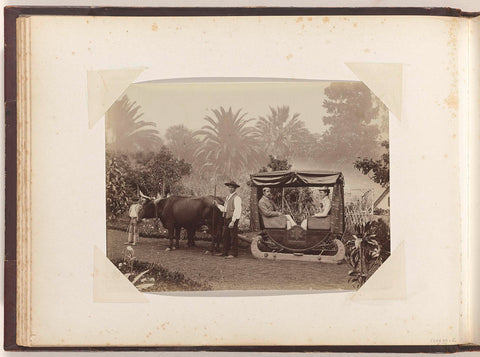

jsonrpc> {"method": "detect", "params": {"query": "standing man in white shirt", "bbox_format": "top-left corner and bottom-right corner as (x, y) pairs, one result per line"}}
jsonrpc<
(214, 181), (242, 259)
(125, 197), (143, 246)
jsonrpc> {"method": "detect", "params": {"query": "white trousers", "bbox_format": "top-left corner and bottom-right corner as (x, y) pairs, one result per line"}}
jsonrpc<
(285, 215), (297, 230)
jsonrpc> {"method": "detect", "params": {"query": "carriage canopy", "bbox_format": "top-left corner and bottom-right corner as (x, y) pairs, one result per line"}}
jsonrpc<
(250, 170), (343, 188)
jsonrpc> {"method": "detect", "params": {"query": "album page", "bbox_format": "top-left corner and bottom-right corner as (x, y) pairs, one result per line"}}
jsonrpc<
(17, 14), (471, 346)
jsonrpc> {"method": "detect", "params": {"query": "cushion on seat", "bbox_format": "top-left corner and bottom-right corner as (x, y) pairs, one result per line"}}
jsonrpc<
(307, 216), (331, 230)
(262, 215), (287, 229)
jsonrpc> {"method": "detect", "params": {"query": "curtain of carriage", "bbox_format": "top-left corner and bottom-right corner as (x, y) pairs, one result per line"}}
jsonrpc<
(249, 185), (260, 231)
(250, 171), (342, 187)
(331, 181), (345, 235)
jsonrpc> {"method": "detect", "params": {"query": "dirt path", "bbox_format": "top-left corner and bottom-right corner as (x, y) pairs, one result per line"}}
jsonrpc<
(107, 229), (353, 291)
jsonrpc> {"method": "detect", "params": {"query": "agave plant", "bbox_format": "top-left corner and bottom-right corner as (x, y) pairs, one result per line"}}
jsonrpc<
(345, 221), (383, 289)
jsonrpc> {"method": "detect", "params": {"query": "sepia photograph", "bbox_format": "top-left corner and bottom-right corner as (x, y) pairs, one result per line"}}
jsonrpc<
(105, 80), (391, 292)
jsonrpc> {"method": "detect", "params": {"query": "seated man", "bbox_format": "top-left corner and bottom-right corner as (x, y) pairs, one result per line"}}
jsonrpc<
(258, 187), (297, 230)
(301, 187), (331, 230)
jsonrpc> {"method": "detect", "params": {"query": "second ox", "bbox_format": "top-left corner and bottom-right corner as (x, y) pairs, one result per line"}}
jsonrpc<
(140, 195), (224, 252)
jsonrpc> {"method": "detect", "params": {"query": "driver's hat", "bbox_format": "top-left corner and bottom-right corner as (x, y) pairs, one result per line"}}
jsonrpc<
(224, 180), (240, 189)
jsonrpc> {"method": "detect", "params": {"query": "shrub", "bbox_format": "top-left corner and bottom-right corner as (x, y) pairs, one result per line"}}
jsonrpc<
(113, 257), (212, 291)
(344, 213), (391, 288)
(106, 152), (130, 220)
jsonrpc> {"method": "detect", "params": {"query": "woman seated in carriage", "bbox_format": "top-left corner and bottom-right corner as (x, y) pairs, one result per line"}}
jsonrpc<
(300, 187), (331, 230)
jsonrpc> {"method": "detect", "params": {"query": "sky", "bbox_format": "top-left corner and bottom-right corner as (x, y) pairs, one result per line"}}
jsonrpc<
(125, 80), (332, 137)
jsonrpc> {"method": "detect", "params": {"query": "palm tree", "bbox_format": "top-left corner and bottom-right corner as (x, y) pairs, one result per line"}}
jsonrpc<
(193, 107), (265, 178)
(106, 95), (163, 152)
(165, 124), (200, 164)
(255, 105), (310, 160)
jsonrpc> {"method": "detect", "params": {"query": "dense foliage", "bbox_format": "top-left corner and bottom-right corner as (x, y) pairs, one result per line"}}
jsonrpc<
(317, 82), (386, 165)
(106, 154), (130, 220)
(259, 155), (292, 172)
(105, 148), (191, 220)
(354, 140), (390, 188)
(128, 148), (191, 197)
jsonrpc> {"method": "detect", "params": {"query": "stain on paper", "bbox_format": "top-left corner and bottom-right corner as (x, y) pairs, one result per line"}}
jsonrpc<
(152, 23), (158, 31)
(444, 19), (460, 114)
(444, 92), (459, 110)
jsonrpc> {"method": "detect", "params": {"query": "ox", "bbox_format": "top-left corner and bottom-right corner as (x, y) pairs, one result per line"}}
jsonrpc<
(140, 195), (224, 252)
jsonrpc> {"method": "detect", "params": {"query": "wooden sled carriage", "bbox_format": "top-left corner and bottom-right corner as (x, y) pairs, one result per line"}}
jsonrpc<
(249, 170), (346, 263)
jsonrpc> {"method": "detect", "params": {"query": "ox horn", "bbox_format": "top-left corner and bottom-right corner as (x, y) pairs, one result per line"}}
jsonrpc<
(139, 189), (153, 200)
(154, 192), (163, 204)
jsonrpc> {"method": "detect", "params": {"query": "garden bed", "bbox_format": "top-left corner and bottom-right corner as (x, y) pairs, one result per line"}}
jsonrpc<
(111, 258), (212, 292)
